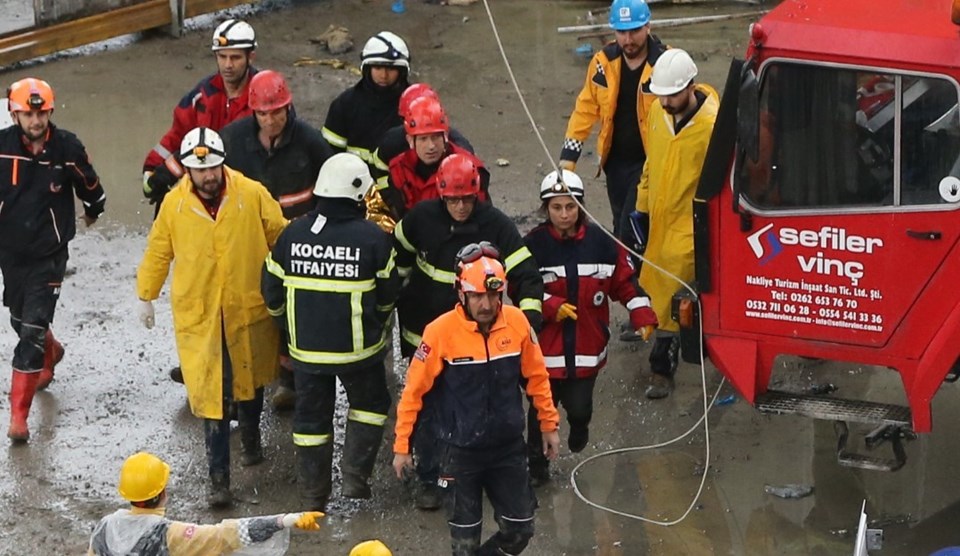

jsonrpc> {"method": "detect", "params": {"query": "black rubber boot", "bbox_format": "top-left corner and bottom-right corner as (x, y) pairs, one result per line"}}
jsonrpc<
(239, 424), (264, 466)
(297, 444), (333, 511)
(341, 420), (384, 499)
(207, 472), (231, 508)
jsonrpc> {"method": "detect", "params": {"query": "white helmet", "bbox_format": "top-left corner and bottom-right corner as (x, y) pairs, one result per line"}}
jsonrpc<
(212, 19), (257, 51)
(650, 49), (698, 96)
(360, 31), (410, 70)
(540, 169), (584, 200)
(180, 127), (226, 169)
(314, 153), (374, 201)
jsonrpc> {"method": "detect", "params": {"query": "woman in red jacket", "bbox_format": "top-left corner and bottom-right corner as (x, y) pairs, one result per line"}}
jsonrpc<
(523, 169), (658, 485)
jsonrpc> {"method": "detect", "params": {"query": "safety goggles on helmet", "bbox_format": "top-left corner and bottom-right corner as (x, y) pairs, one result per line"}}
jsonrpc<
(456, 255), (506, 294)
(456, 241), (500, 265)
(361, 31), (411, 70)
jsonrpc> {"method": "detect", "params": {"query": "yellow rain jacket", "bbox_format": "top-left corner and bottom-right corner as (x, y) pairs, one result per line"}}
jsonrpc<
(137, 167), (288, 419)
(637, 84), (719, 333)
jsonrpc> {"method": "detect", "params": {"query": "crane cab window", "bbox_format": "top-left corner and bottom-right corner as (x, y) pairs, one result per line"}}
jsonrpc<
(738, 62), (960, 211)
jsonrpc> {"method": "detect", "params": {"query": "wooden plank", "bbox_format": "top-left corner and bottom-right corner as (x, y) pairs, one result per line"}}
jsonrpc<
(0, 0), (171, 67)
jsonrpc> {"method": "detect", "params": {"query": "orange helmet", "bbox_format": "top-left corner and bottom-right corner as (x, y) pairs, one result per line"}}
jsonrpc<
(399, 83), (439, 118)
(436, 153), (480, 198)
(7, 78), (54, 112)
(249, 70), (292, 112)
(404, 97), (449, 137)
(456, 253), (506, 295)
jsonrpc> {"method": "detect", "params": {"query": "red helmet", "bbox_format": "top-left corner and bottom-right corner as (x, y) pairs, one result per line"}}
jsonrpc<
(399, 83), (439, 118)
(404, 97), (449, 137)
(249, 70), (292, 112)
(436, 153), (481, 198)
(7, 78), (54, 112)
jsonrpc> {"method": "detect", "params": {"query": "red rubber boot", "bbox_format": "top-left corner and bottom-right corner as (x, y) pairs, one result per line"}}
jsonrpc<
(8, 370), (40, 442)
(37, 330), (64, 391)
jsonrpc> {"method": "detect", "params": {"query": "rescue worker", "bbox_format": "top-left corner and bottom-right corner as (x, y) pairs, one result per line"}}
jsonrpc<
(393, 250), (560, 556)
(261, 153), (400, 511)
(382, 96), (489, 221)
(221, 69), (333, 411)
(322, 31), (410, 167)
(636, 49), (718, 399)
(369, 83), (475, 211)
(559, 0), (666, 239)
(0, 78), (106, 442)
(88, 451), (324, 555)
(136, 127), (287, 507)
(392, 153), (544, 509)
(523, 169), (658, 485)
(350, 540), (393, 556)
(142, 19), (258, 210)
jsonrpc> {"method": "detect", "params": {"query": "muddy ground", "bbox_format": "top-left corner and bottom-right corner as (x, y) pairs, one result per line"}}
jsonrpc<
(0, 0), (958, 554)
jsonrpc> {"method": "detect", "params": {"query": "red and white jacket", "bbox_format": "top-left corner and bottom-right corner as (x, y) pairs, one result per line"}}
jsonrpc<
(524, 221), (657, 379)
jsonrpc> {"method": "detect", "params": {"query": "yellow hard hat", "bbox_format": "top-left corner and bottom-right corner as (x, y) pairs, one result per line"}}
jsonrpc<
(118, 452), (170, 502)
(349, 540), (392, 556)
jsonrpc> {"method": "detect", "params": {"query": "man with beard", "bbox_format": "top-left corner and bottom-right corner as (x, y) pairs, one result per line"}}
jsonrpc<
(0, 78), (106, 442)
(636, 49), (718, 399)
(322, 31), (410, 169)
(137, 127), (287, 507)
(142, 19), (259, 211)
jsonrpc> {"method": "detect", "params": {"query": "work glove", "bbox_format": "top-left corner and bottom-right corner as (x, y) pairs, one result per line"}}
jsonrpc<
(143, 165), (179, 203)
(139, 300), (155, 329)
(280, 511), (325, 530)
(558, 159), (576, 173)
(556, 303), (578, 322)
(629, 301), (658, 341)
(627, 211), (649, 255)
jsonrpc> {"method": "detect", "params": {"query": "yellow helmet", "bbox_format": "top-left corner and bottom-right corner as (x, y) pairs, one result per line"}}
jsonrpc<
(349, 540), (392, 556)
(118, 452), (170, 502)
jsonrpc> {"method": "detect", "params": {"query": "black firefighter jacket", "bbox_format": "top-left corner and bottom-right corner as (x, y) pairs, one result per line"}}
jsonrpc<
(0, 123), (106, 257)
(393, 199), (544, 356)
(262, 199), (401, 374)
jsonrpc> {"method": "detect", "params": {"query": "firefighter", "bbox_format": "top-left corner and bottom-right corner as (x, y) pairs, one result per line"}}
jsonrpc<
(136, 127), (287, 507)
(636, 49), (719, 399)
(88, 452), (324, 555)
(321, 31), (410, 166)
(0, 78), (106, 442)
(142, 19), (259, 210)
(261, 153), (400, 511)
(221, 69), (333, 412)
(523, 169), (658, 485)
(369, 82), (476, 229)
(393, 249), (560, 556)
(381, 96), (489, 221)
(392, 153), (544, 509)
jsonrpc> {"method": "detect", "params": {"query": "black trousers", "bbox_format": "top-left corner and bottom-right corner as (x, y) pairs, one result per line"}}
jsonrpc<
(292, 361), (391, 438)
(527, 376), (596, 471)
(413, 389), (441, 485)
(441, 438), (536, 556)
(204, 332), (263, 476)
(0, 249), (67, 372)
(603, 156), (646, 239)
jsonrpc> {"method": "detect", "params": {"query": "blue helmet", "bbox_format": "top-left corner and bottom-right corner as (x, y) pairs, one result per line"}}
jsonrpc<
(609, 0), (651, 31)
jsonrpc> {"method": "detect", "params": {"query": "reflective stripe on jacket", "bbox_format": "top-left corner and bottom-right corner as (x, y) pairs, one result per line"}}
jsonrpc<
(392, 199), (544, 356)
(524, 222), (649, 379)
(143, 70), (258, 172)
(321, 77), (405, 166)
(136, 167), (287, 419)
(637, 84), (719, 332)
(394, 304), (559, 453)
(560, 37), (667, 169)
(0, 124), (106, 256)
(261, 208), (400, 374)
